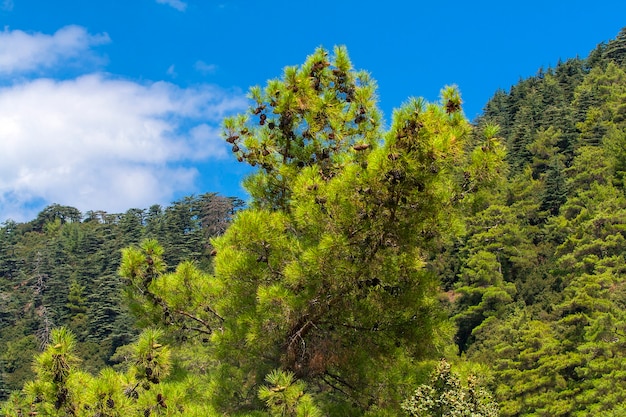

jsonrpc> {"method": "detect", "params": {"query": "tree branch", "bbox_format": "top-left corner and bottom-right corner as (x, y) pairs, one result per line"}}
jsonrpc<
(174, 309), (214, 333)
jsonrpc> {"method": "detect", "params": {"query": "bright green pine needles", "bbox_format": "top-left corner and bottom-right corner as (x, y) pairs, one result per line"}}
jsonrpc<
(116, 46), (500, 413)
(1, 46), (506, 416)
(208, 46), (503, 412)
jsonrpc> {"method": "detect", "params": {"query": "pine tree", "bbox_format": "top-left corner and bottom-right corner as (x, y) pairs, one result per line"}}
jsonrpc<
(117, 46), (499, 415)
(602, 27), (626, 66)
(258, 370), (322, 417)
(209, 46), (503, 413)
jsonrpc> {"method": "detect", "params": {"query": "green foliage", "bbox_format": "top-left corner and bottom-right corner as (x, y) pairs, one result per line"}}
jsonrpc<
(0, 327), (224, 417)
(25, 327), (81, 415)
(401, 359), (499, 417)
(460, 27), (626, 416)
(0, 335), (37, 397)
(66, 279), (87, 315)
(258, 370), (321, 417)
(111, 46), (500, 415)
(131, 328), (172, 386)
(119, 239), (223, 341)
(207, 45), (491, 414)
(224, 46), (383, 211)
(0, 193), (240, 400)
(7, 27), (626, 416)
(452, 202), (536, 352)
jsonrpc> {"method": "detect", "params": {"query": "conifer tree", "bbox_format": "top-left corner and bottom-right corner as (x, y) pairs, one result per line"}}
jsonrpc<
(116, 46), (499, 415)
(258, 370), (322, 417)
(401, 359), (499, 417)
(201, 47), (499, 414)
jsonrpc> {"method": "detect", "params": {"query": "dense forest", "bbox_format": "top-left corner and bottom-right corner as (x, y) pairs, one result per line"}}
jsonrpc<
(2, 28), (626, 416)
(0, 195), (243, 398)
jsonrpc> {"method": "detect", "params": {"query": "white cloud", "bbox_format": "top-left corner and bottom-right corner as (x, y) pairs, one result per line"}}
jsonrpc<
(0, 25), (109, 75)
(195, 60), (217, 75)
(0, 25), (248, 222)
(156, 0), (187, 12)
(0, 73), (247, 222)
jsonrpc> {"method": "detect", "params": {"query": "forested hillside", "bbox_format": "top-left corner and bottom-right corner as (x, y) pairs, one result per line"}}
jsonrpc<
(0, 194), (242, 399)
(458, 27), (626, 415)
(2, 28), (626, 416)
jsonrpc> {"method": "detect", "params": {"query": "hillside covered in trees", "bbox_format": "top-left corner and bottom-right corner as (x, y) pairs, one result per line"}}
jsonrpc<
(2, 28), (626, 416)
(0, 195), (243, 399)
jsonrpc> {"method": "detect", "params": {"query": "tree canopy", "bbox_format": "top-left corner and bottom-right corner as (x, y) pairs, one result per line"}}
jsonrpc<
(115, 46), (501, 415)
(6, 27), (626, 416)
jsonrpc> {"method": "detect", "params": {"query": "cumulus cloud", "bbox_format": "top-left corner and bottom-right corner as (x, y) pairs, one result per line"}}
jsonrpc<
(156, 0), (187, 12)
(0, 26), (247, 222)
(0, 74), (247, 221)
(0, 25), (110, 75)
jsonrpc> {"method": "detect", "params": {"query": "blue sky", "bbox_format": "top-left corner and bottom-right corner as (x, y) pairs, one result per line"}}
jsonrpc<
(1, 0), (625, 222)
